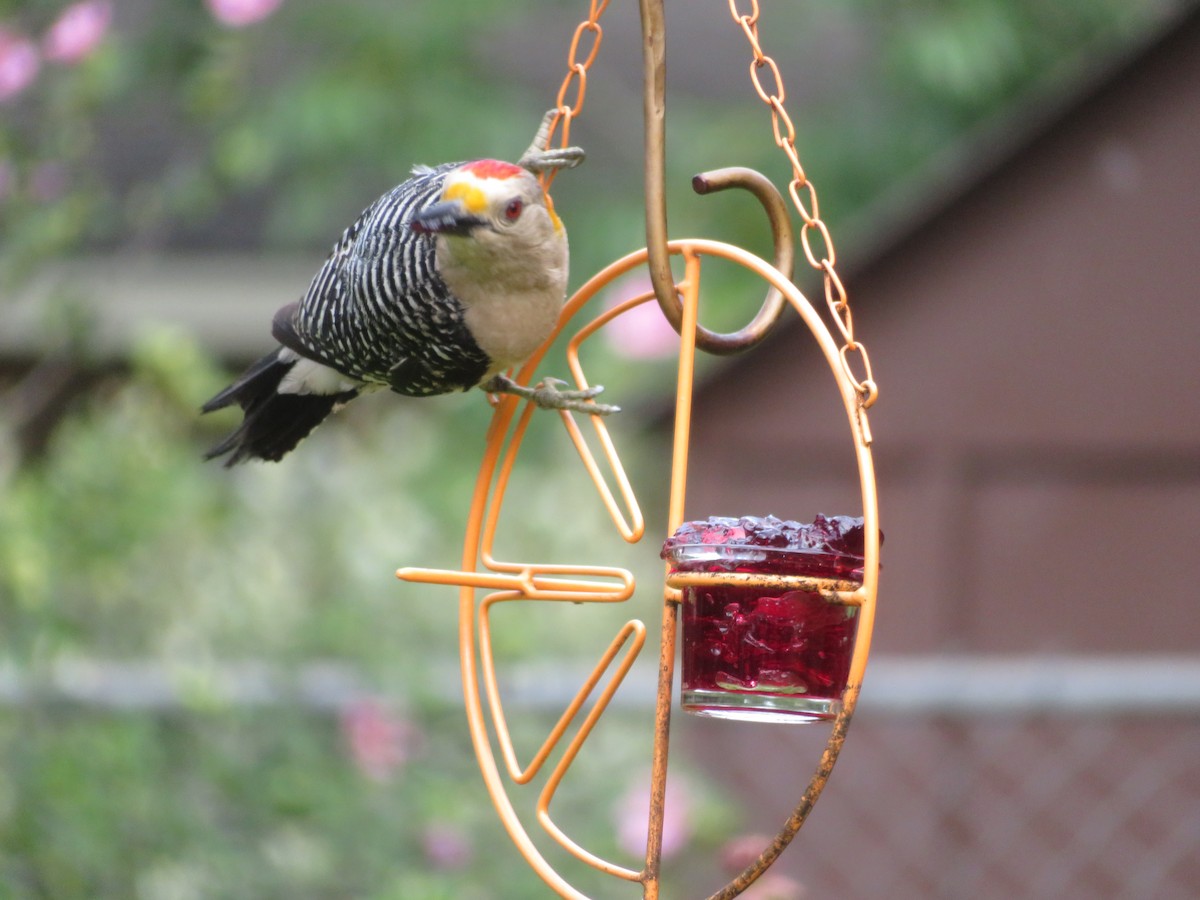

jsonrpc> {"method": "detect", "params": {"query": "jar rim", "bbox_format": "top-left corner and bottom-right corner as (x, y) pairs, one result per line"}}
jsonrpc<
(662, 542), (864, 562)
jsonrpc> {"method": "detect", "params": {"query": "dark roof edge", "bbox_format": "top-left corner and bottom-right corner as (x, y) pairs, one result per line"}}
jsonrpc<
(834, 2), (1199, 279)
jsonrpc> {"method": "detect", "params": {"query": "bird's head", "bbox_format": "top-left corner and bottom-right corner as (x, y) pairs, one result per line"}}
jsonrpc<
(412, 158), (570, 366)
(412, 159), (564, 247)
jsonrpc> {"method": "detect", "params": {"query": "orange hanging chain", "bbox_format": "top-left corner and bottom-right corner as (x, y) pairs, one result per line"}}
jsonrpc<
(540, 0), (878, 413)
(540, 0), (611, 192)
(728, 0), (879, 409)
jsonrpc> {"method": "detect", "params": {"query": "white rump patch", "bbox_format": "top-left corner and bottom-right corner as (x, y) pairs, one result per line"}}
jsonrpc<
(278, 354), (361, 396)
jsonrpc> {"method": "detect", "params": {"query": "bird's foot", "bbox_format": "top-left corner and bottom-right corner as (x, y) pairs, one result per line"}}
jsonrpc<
(482, 374), (619, 416)
(519, 110), (585, 173)
(519, 145), (586, 174)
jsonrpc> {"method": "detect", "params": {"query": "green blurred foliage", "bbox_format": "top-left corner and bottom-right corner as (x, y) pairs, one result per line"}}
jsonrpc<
(0, 703), (731, 898)
(0, 0), (1176, 896)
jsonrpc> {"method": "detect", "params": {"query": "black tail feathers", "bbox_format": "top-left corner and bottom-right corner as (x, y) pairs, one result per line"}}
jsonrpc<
(202, 350), (358, 467)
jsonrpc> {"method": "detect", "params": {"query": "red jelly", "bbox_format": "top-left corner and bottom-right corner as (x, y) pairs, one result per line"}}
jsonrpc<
(662, 515), (871, 723)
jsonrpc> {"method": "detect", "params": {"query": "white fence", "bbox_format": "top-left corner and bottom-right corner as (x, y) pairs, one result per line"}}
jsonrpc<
(4, 655), (1198, 716)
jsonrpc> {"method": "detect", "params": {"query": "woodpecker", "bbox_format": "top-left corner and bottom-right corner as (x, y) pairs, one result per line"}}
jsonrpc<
(201, 121), (614, 466)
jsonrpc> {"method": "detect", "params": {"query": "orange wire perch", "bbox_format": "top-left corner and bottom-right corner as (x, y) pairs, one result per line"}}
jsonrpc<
(398, 2), (880, 897)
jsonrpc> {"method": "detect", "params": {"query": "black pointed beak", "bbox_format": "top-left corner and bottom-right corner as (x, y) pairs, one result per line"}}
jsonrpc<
(411, 201), (486, 237)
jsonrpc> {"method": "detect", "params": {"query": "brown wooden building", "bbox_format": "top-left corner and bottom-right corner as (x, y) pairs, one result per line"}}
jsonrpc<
(672, 9), (1200, 897)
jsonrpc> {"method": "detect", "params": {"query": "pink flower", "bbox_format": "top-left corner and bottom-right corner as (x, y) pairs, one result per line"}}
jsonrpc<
(205, 0), (285, 28)
(720, 833), (770, 873)
(601, 274), (680, 360)
(720, 834), (807, 899)
(737, 874), (807, 900)
(42, 1), (112, 65)
(614, 771), (693, 860)
(339, 697), (415, 783)
(0, 29), (39, 101)
(421, 824), (473, 871)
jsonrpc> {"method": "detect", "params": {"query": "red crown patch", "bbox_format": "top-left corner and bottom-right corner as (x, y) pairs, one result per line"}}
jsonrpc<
(461, 159), (525, 181)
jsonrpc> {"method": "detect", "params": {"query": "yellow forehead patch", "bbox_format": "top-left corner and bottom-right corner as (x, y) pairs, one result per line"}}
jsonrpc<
(443, 182), (489, 215)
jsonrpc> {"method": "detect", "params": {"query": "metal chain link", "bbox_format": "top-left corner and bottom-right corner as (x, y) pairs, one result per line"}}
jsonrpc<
(728, 0), (878, 408)
(540, 0), (611, 191)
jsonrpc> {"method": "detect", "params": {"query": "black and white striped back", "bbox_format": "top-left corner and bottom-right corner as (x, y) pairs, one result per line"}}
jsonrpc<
(285, 162), (491, 397)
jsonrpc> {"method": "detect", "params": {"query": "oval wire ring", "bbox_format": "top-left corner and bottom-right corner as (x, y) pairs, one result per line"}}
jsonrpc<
(401, 236), (882, 900)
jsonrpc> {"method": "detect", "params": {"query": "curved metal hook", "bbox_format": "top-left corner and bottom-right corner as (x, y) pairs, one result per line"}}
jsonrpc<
(646, 166), (795, 357)
(638, 0), (791, 357)
(689, 167), (793, 355)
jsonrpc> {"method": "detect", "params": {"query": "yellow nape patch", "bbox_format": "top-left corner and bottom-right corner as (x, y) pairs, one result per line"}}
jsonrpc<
(443, 182), (488, 215)
(544, 192), (563, 235)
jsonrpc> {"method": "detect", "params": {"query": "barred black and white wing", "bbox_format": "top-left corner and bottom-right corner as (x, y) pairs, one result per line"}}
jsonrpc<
(281, 162), (492, 397)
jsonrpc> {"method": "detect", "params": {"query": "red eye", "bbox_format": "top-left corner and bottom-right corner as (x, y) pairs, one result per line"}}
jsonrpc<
(504, 198), (524, 221)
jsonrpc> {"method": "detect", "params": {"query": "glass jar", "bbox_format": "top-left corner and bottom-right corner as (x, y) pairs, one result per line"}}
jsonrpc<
(665, 541), (862, 724)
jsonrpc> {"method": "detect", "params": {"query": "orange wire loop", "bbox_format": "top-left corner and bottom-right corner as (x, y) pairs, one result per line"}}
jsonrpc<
(397, 237), (880, 899)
